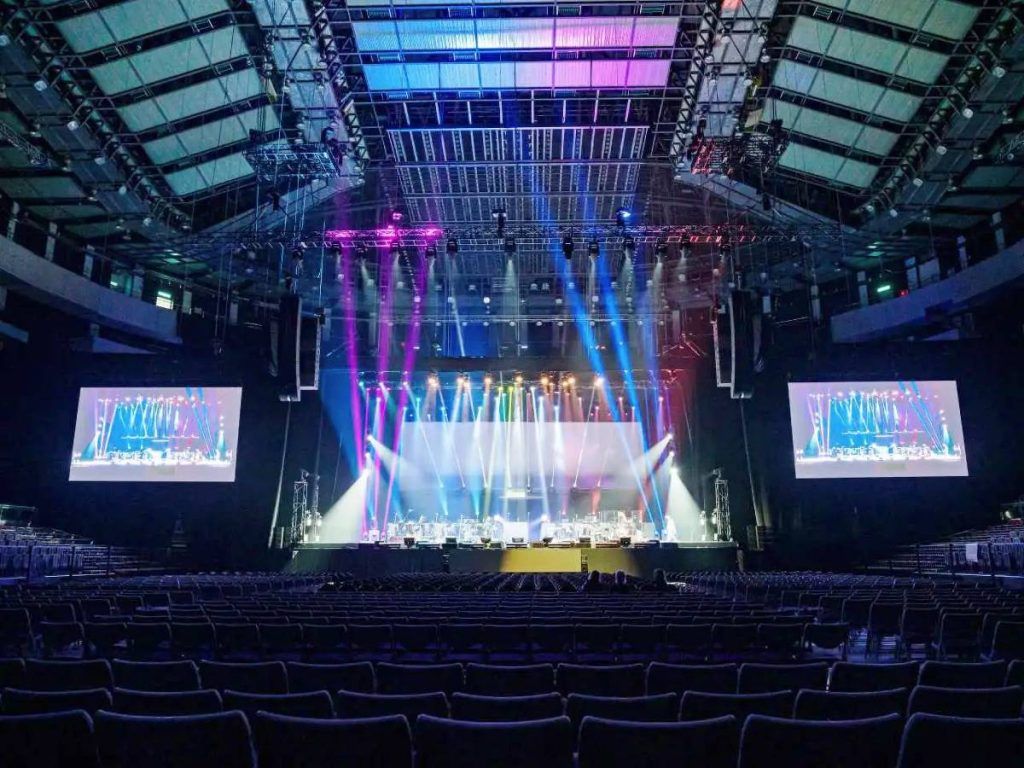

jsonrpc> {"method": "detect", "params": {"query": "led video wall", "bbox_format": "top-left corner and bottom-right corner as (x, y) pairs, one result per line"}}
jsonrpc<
(788, 381), (968, 479)
(69, 387), (243, 482)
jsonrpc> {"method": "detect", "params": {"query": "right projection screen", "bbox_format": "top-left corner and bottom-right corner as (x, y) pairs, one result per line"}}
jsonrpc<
(788, 381), (968, 479)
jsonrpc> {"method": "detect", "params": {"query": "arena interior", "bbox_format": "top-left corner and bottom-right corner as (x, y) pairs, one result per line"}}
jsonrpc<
(1, 0), (1024, 766)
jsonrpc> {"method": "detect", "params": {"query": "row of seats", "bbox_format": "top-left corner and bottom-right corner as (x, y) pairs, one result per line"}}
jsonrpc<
(2, 705), (1021, 768)
(4, 679), (1024, 723)
(3, 658), (1023, 697)
(21, 615), (1024, 663)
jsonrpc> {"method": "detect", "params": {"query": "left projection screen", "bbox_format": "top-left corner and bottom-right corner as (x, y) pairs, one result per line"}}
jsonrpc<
(69, 387), (243, 482)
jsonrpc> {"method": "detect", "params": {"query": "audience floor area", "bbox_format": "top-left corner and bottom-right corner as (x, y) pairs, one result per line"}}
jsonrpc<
(1, 570), (1023, 767)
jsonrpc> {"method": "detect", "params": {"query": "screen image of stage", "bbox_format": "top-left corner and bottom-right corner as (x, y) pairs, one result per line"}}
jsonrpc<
(788, 381), (968, 479)
(69, 387), (243, 482)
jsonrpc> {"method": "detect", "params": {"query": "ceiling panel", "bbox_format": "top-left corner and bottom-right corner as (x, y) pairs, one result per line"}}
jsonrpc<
(778, 143), (879, 188)
(90, 27), (249, 95)
(117, 70), (263, 132)
(143, 106), (279, 165)
(352, 17), (679, 52)
(163, 151), (253, 196)
(814, 0), (979, 41)
(363, 60), (671, 91)
(763, 98), (898, 157)
(772, 59), (923, 122)
(787, 16), (949, 84)
(28, 204), (108, 220)
(0, 176), (85, 198)
(56, 0), (229, 54)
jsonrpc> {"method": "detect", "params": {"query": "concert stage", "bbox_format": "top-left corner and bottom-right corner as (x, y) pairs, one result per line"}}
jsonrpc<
(286, 542), (738, 579)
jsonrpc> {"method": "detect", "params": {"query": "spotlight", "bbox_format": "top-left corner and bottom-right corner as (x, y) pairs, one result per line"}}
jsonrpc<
(492, 208), (506, 237)
(428, 377), (439, 388)
(503, 235), (517, 255)
(142, 216), (152, 227)
(515, 375), (523, 385)
(562, 234), (574, 260)
(390, 210), (403, 223)
(588, 238), (599, 258)
(33, 78), (48, 92)
(622, 235), (636, 260)
(595, 375), (604, 386)
(962, 106), (974, 120)
(0, 34), (9, 47)
(118, 184), (128, 195)
(615, 207), (631, 229)
(94, 154), (106, 166)
(446, 237), (458, 256)
(66, 118), (80, 131)
(993, 64), (1007, 78)
(540, 375), (549, 387)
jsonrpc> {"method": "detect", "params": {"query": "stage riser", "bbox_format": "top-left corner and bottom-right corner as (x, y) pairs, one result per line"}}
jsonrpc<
(287, 545), (737, 578)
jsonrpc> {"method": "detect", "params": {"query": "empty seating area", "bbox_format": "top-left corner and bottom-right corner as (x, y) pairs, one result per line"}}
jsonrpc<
(870, 520), (1024, 576)
(0, 570), (1021, 766)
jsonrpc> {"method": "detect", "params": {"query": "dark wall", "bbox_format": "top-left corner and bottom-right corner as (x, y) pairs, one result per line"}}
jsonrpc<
(695, 336), (1024, 568)
(0, 303), (345, 568)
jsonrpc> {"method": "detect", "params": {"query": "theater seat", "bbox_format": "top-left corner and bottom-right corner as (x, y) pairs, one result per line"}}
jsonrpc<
(829, 662), (919, 693)
(464, 664), (555, 696)
(414, 714), (574, 768)
(565, 693), (678, 733)
(645, 662), (738, 695)
(95, 709), (254, 768)
(334, 689), (449, 721)
(375, 662), (464, 695)
(0, 709), (98, 768)
(0, 687), (111, 715)
(25, 659), (112, 691)
(222, 690), (334, 719)
(112, 660), (201, 692)
(285, 661), (375, 694)
(738, 663), (829, 694)
(680, 690), (793, 723)
(110, 688), (224, 716)
(450, 692), (564, 722)
(556, 664), (645, 697)
(897, 712), (1024, 768)
(907, 685), (1024, 719)
(738, 714), (903, 768)
(198, 661), (288, 694)
(793, 688), (908, 721)
(254, 712), (412, 768)
(578, 715), (738, 768)
(918, 660), (1007, 689)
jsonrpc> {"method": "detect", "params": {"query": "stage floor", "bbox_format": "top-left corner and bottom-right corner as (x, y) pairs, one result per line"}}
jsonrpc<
(287, 542), (738, 578)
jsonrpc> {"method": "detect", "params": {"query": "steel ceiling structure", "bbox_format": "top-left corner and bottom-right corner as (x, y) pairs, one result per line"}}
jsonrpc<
(0, 0), (1021, 313)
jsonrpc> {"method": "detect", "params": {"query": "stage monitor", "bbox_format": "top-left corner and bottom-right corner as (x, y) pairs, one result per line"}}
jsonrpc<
(788, 380), (968, 479)
(69, 387), (243, 482)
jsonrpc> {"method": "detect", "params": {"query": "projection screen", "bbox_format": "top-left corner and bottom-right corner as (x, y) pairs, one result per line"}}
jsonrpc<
(788, 381), (968, 479)
(69, 387), (243, 482)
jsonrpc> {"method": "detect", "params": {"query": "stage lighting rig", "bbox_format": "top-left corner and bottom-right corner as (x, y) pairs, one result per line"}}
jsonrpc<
(562, 233), (574, 260)
(588, 238), (599, 258)
(492, 208), (507, 238)
(623, 235), (636, 260)
(504, 235), (517, 256)
(615, 207), (631, 230)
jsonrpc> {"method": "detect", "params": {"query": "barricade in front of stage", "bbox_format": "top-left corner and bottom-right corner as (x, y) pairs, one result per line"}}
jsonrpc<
(286, 542), (738, 578)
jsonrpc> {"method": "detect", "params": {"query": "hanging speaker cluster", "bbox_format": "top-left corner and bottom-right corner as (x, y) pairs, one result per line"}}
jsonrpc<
(274, 294), (321, 402)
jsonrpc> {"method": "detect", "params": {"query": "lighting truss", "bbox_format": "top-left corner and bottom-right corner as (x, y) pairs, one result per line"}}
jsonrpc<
(0, 120), (50, 168)
(244, 141), (358, 182)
